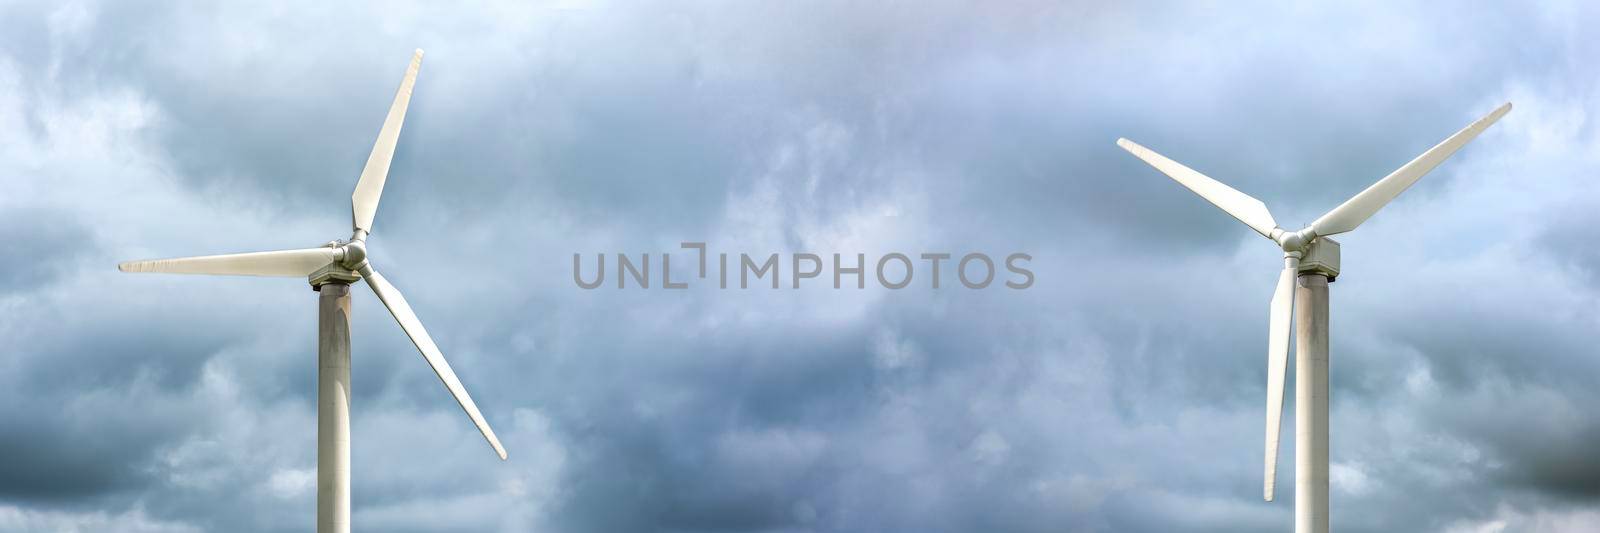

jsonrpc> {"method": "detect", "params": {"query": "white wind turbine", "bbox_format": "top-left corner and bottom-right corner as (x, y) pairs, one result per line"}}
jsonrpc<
(1117, 102), (1510, 533)
(118, 50), (505, 533)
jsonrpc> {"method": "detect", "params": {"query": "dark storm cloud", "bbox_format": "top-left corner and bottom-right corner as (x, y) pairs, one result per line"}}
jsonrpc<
(4, 1), (1600, 532)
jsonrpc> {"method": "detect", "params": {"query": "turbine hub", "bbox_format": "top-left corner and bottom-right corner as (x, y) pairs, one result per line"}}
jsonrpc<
(340, 240), (368, 269)
(1277, 228), (1317, 253)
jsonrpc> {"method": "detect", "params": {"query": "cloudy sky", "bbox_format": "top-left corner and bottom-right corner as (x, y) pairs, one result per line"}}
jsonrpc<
(3, 1), (1600, 532)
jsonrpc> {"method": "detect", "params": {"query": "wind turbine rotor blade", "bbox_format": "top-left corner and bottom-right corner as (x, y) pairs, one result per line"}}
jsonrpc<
(1264, 256), (1298, 501)
(351, 49), (425, 236)
(359, 266), (508, 460)
(1310, 102), (1512, 236)
(118, 247), (339, 277)
(1116, 138), (1279, 239)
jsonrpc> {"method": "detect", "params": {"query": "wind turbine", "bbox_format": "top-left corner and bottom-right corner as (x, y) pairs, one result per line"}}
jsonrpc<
(1116, 102), (1510, 533)
(118, 49), (506, 533)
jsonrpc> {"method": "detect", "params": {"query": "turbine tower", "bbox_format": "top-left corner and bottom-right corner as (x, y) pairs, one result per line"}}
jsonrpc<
(1117, 102), (1510, 533)
(118, 50), (506, 533)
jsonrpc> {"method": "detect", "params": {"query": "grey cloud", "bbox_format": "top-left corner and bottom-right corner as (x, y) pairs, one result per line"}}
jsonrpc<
(0, 207), (94, 292)
(4, 1), (1600, 532)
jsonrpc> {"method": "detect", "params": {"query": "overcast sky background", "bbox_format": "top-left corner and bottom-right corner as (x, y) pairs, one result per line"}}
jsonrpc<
(3, 1), (1600, 532)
